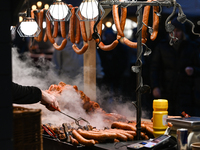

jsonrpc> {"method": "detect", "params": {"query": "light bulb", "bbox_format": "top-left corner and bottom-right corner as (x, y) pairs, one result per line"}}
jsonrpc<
(32, 5), (37, 10)
(49, 3), (69, 20)
(44, 4), (49, 10)
(106, 21), (112, 28)
(20, 21), (38, 36)
(80, 1), (99, 19)
(37, 1), (42, 8)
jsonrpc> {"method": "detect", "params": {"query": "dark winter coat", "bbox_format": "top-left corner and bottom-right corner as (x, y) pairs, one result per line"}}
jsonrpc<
(12, 82), (41, 104)
(150, 39), (200, 115)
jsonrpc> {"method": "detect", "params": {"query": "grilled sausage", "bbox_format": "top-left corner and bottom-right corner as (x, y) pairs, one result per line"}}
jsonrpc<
(52, 21), (58, 38)
(46, 14), (55, 44)
(112, 5), (124, 37)
(123, 37), (137, 48)
(69, 135), (79, 146)
(77, 129), (109, 141)
(31, 9), (35, 19)
(142, 0), (152, 43)
(120, 7), (127, 32)
(97, 19), (103, 37)
(111, 122), (136, 131)
(75, 16), (81, 44)
(72, 43), (88, 54)
(53, 38), (67, 50)
(69, 7), (76, 43)
(98, 40), (119, 51)
(88, 21), (95, 41)
(34, 9), (44, 42)
(150, 2), (159, 41)
(72, 129), (95, 146)
(60, 21), (66, 38)
(77, 11), (87, 42)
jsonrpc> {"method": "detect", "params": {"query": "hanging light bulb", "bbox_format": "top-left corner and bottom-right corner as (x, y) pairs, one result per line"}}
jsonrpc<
(46, 0), (71, 21)
(20, 21), (38, 35)
(76, 0), (105, 21)
(80, 0), (98, 19)
(17, 8), (41, 37)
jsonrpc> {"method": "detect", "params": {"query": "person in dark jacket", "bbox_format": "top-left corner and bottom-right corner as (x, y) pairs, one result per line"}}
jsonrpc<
(12, 82), (60, 111)
(150, 18), (200, 116)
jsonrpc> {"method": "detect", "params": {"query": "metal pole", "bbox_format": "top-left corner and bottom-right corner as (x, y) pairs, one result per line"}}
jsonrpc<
(136, 4), (143, 140)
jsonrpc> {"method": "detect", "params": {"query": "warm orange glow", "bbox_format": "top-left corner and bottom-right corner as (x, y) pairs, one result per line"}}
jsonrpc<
(32, 5), (37, 10)
(105, 21), (112, 28)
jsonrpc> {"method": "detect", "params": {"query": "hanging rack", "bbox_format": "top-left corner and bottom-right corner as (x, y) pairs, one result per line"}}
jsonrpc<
(99, 0), (199, 140)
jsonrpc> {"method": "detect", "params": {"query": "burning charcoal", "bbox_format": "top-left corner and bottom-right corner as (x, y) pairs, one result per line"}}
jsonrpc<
(58, 133), (67, 140)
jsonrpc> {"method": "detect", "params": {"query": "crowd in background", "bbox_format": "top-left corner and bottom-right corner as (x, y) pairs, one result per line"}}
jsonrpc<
(12, 14), (200, 119)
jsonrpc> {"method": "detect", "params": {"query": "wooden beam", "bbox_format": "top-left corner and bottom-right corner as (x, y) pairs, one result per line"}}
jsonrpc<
(84, 21), (97, 101)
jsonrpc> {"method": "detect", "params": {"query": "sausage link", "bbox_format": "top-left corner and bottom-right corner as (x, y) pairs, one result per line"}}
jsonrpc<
(52, 21), (58, 38)
(150, 3), (159, 41)
(77, 11), (87, 42)
(111, 122), (136, 131)
(72, 43), (88, 54)
(31, 10), (35, 19)
(53, 38), (67, 50)
(116, 133), (128, 141)
(141, 132), (149, 140)
(69, 135), (79, 146)
(97, 19), (103, 37)
(108, 129), (136, 137)
(60, 21), (66, 38)
(46, 14), (55, 44)
(69, 7), (76, 43)
(34, 9), (44, 42)
(77, 129), (110, 141)
(112, 5), (124, 37)
(120, 7), (127, 32)
(98, 40), (119, 51)
(88, 21), (95, 41)
(75, 16), (81, 44)
(80, 20), (87, 42)
(72, 129), (95, 146)
(145, 125), (154, 136)
(123, 37), (137, 49)
(43, 32), (48, 42)
(142, 0), (152, 43)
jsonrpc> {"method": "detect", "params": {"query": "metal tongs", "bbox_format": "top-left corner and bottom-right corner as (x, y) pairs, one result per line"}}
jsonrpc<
(42, 124), (60, 141)
(50, 105), (90, 127)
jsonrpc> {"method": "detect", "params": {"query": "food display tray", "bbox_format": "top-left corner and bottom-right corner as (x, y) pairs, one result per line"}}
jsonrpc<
(167, 117), (200, 130)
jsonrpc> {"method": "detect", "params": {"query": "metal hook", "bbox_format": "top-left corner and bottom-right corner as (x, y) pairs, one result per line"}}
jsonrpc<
(142, 21), (153, 35)
(153, 1), (162, 17)
(142, 43), (152, 56)
(169, 31), (178, 45)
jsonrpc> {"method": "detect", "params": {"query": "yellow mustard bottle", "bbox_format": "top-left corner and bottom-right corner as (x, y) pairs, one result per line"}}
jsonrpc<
(153, 99), (168, 137)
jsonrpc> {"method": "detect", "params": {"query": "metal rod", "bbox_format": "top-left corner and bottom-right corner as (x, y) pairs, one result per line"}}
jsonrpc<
(136, 4), (143, 140)
(100, 0), (173, 8)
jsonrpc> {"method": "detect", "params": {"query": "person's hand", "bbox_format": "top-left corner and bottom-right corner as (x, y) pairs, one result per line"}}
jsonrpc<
(185, 67), (194, 76)
(40, 90), (60, 111)
(153, 87), (161, 98)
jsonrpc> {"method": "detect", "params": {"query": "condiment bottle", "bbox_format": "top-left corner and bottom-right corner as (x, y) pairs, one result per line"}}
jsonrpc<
(153, 99), (168, 137)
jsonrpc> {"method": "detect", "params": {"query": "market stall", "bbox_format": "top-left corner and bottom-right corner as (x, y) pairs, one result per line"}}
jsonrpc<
(2, 0), (200, 149)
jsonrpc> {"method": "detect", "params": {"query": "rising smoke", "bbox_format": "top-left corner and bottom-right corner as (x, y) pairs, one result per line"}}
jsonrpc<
(12, 47), (146, 129)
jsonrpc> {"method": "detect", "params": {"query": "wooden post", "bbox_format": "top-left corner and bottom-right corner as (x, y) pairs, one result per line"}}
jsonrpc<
(84, 21), (97, 101)
(83, 6), (112, 101)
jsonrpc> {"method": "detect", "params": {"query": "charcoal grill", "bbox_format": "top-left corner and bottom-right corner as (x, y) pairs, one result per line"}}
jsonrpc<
(43, 134), (139, 150)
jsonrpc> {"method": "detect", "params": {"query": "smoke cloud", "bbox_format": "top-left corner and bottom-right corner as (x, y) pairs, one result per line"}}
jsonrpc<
(12, 47), (149, 129)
